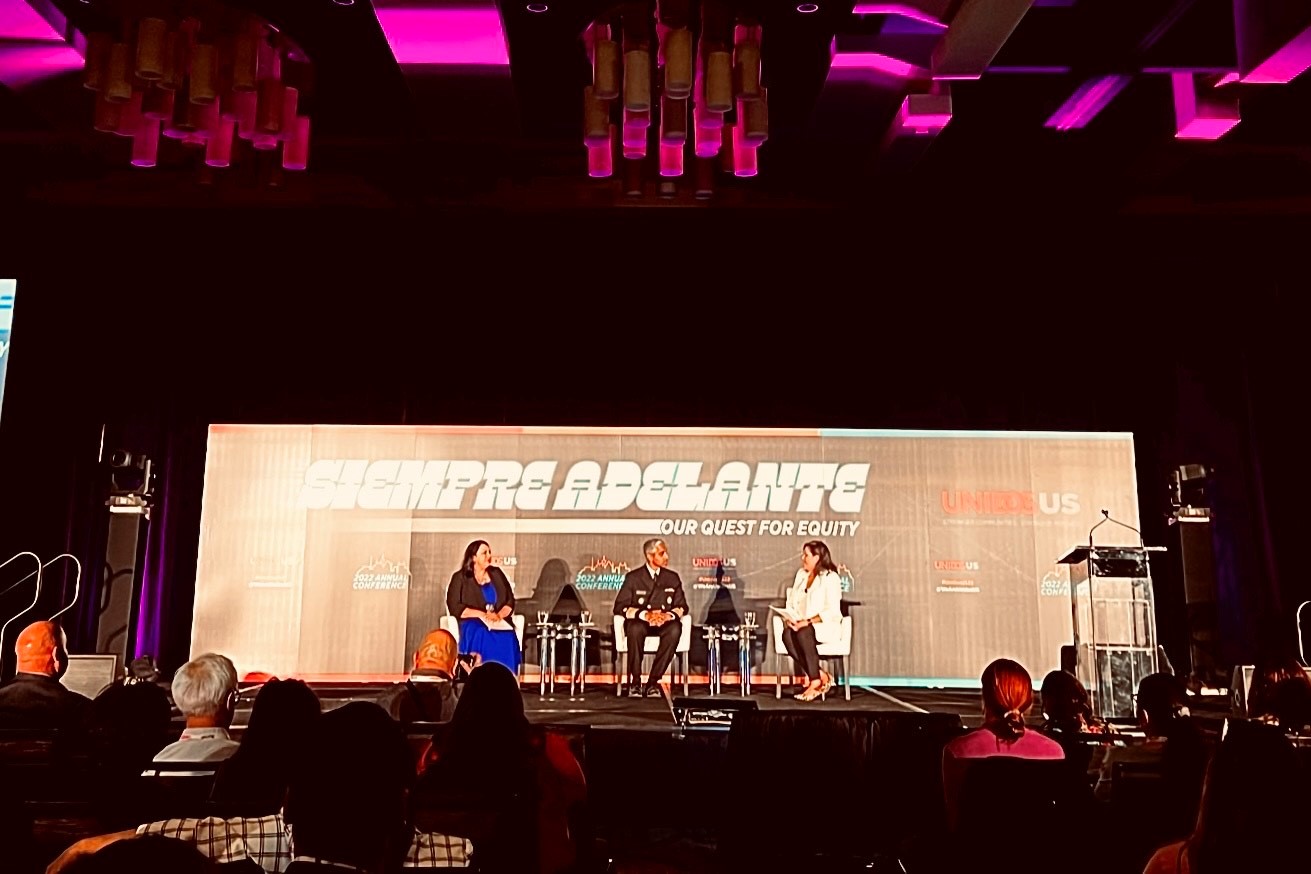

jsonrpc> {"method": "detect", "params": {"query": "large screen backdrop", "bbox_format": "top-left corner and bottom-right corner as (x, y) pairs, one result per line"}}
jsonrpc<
(192, 426), (1141, 685)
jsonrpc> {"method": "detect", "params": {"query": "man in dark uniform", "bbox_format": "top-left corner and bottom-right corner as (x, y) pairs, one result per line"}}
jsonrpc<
(0, 620), (90, 730)
(613, 538), (688, 698)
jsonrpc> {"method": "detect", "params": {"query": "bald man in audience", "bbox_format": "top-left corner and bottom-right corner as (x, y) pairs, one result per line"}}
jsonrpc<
(375, 629), (463, 723)
(0, 621), (90, 730)
(152, 652), (240, 763)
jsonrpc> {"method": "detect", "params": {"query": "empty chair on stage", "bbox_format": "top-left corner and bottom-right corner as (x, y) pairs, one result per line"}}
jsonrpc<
(446, 540), (522, 675)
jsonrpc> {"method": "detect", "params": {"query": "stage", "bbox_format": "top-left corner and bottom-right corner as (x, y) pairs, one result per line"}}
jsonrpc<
(225, 672), (1234, 735)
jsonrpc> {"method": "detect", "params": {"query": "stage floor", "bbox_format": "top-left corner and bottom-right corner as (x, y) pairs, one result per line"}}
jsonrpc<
(236, 677), (991, 732)
(228, 673), (1234, 735)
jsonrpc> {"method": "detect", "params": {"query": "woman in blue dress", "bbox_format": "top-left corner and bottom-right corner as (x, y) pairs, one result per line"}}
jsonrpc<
(446, 540), (521, 674)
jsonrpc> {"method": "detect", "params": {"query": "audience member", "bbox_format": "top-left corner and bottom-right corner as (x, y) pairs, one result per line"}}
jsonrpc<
(209, 678), (322, 814)
(1143, 719), (1307, 874)
(45, 701), (471, 873)
(942, 658), (1064, 829)
(0, 621), (90, 731)
(1038, 669), (1115, 774)
(375, 629), (461, 724)
(62, 834), (215, 874)
(1095, 672), (1206, 803)
(1247, 656), (1311, 733)
(417, 663), (586, 874)
(153, 653), (240, 764)
(85, 681), (175, 829)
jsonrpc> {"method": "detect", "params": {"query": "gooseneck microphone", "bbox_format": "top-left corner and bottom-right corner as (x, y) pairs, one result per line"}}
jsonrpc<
(1098, 508), (1145, 546)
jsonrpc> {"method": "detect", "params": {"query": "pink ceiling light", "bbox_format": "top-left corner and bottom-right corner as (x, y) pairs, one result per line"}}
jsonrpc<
(372, 3), (509, 66)
(0, 43), (84, 90)
(0, 2), (64, 41)
(1240, 24), (1311, 84)
(579, 4), (764, 193)
(830, 50), (918, 79)
(1172, 72), (1240, 140)
(851, 3), (947, 29)
(1043, 74), (1130, 131)
(892, 91), (952, 135)
(80, 10), (314, 174)
(0, 0), (79, 91)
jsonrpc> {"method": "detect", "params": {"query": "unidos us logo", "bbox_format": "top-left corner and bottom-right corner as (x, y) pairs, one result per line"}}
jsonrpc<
(692, 555), (737, 590)
(940, 490), (1080, 515)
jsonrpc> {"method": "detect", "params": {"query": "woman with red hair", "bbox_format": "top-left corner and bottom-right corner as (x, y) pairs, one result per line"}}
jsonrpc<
(941, 658), (1065, 828)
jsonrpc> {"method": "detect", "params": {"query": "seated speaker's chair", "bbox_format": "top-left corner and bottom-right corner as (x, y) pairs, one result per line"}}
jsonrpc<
(772, 613), (853, 700)
(440, 613), (527, 679)
(612, 614), (691, 696)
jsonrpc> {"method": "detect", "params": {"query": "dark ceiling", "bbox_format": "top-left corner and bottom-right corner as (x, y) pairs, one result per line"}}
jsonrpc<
(2, 0), (1311, 214)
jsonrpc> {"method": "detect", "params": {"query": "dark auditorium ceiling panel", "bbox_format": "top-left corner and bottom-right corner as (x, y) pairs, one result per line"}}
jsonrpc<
(0, 0), (1308, 213)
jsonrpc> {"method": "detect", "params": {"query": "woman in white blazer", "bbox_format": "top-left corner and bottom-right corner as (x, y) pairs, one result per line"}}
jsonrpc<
(781, 540), (844, 701)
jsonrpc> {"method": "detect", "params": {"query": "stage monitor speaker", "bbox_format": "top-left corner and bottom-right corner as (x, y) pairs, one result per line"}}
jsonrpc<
(96, 511), (149, 668)
(672, 696), (758, 732)
(1060, 645), (1076, 674)
(1176, 518), (1221, 684)
(61, 654), (120, 699)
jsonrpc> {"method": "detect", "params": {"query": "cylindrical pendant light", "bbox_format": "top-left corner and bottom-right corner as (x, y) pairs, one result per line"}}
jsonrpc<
(740, 90), (768, 144)
(113, 90), (143, 138)
(190, 43), (217, 104)
(232, 24), (259, 91)
(593, 34), (620, 101)
(731, 121), (757, 177)
(206, 118), (235, 167)
(659, 142), (684, 177)
(693, 107), (721, 158)
(694, 157), (715, 199)
(734, 32), (761, 101)
(83, 33), (111, 91)
(623, 49), (651, 112)
(92, 93), (123, 132)
(622, 107), (648, 158)
(105, 42), (132, 103)
(660, 95), (688, 144)
(279, 87), (300, 140)
(588, 125), (615, 178)
(704, 50), (732, 112)
(663, 28), (693, 99)
(159, 31), (180, 90)
(583, 85), (610, 146)
(282, 116), (311, 169)
(256, 78), (284, 135)
(622, 158), (643, 196)
(131, 117), (161, 167)
(143, 86), (175, 120)
(135, 18), (168, 81)
(234, 89), (258, 139)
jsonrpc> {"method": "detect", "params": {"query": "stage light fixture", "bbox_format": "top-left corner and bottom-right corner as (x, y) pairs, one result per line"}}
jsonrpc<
(796, 3), (820, 12)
